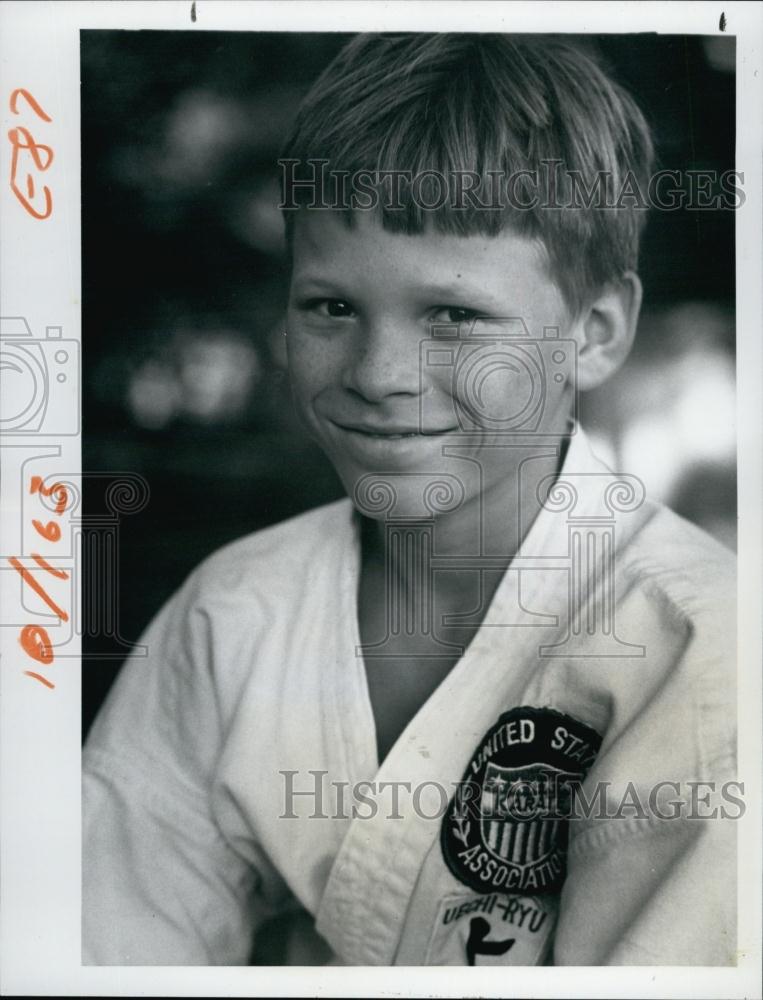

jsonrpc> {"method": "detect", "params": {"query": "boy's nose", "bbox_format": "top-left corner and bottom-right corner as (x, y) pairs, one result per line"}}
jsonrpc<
(340, 322), (422, 402)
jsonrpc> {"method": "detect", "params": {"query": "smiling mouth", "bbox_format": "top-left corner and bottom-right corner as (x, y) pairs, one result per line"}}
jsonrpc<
(335, 424), (454, 439)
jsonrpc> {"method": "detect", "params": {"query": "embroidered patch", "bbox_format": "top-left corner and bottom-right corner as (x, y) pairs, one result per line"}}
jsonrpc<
(425, 891), (557, 966)
(441, 706), (602, 895)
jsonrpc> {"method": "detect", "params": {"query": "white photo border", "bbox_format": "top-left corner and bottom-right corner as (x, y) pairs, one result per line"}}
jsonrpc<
(0, 1), (760, 996)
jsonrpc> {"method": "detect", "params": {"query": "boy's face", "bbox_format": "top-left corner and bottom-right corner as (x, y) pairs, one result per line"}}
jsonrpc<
(286, 210), (575, 521)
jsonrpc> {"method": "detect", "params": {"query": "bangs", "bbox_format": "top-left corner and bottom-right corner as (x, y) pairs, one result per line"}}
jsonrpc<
(281, 33), (654, 313)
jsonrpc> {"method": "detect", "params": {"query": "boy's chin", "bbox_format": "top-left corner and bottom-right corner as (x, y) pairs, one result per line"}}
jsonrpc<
(344, 468), (472, 524)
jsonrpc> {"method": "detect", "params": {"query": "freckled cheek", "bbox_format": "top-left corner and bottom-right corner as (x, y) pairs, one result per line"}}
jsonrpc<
(287, 343), (341, 420)
(447, 361), (539, 427)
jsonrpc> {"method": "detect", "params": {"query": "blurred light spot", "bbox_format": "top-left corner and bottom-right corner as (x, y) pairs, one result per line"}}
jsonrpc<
(620, 412), (684, 500)
(703, 37), (735, 74)
(126, 330), (261, 428)
(620, 345), (735, 503)
(127, 360), (182, 429)
(177, 332), (260, 422)
(161, 90), (249, 184)
(228, 179), (286, 256)
(673, 353), (735, 462)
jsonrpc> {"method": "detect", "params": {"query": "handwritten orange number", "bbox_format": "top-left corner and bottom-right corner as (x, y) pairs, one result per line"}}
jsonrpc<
(8, 88), (53, 220)
(32, 518), (62, 542)
(10, 88), (53, 121)
(21, 625), (56, 688)
(20, 624), (54, 665)
(8, 557), (69, 622)
(17, 472), (69, 688)
(32, 552), (69, 579)
(30, 476), (68, 514)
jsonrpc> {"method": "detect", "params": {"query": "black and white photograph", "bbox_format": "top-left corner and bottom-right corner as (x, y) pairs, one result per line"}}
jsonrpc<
(0, 2), (761, 996)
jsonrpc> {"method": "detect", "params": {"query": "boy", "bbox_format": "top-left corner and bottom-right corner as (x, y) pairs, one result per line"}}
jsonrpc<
(83, 34), (737, 966)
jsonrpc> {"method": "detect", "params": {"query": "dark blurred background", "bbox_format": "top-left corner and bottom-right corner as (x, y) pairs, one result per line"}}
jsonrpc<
(81, 31), (736, 739)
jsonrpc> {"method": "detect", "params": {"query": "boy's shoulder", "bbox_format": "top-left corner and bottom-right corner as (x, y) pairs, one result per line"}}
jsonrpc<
(186, 496), (355, 600)
(621, 498), (735, 625)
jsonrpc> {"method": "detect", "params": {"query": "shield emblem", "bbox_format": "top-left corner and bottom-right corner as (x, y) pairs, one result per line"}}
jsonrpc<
(441, 706), (603, 895)
(480, 762), (579, 868)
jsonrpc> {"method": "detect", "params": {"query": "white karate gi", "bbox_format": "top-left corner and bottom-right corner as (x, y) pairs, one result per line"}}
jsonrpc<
(83, 427), (736, 966)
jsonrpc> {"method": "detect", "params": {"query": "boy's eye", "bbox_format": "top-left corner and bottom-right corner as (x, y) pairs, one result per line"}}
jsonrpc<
(432, 306), (480, 324)
(314, 299), (356, 318)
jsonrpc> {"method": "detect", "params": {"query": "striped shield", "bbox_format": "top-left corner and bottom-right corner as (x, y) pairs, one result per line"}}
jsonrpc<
(480, 762), (578, 867)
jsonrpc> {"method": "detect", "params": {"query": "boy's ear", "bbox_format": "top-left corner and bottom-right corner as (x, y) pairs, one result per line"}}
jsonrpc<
(571, 271), (642, 391)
